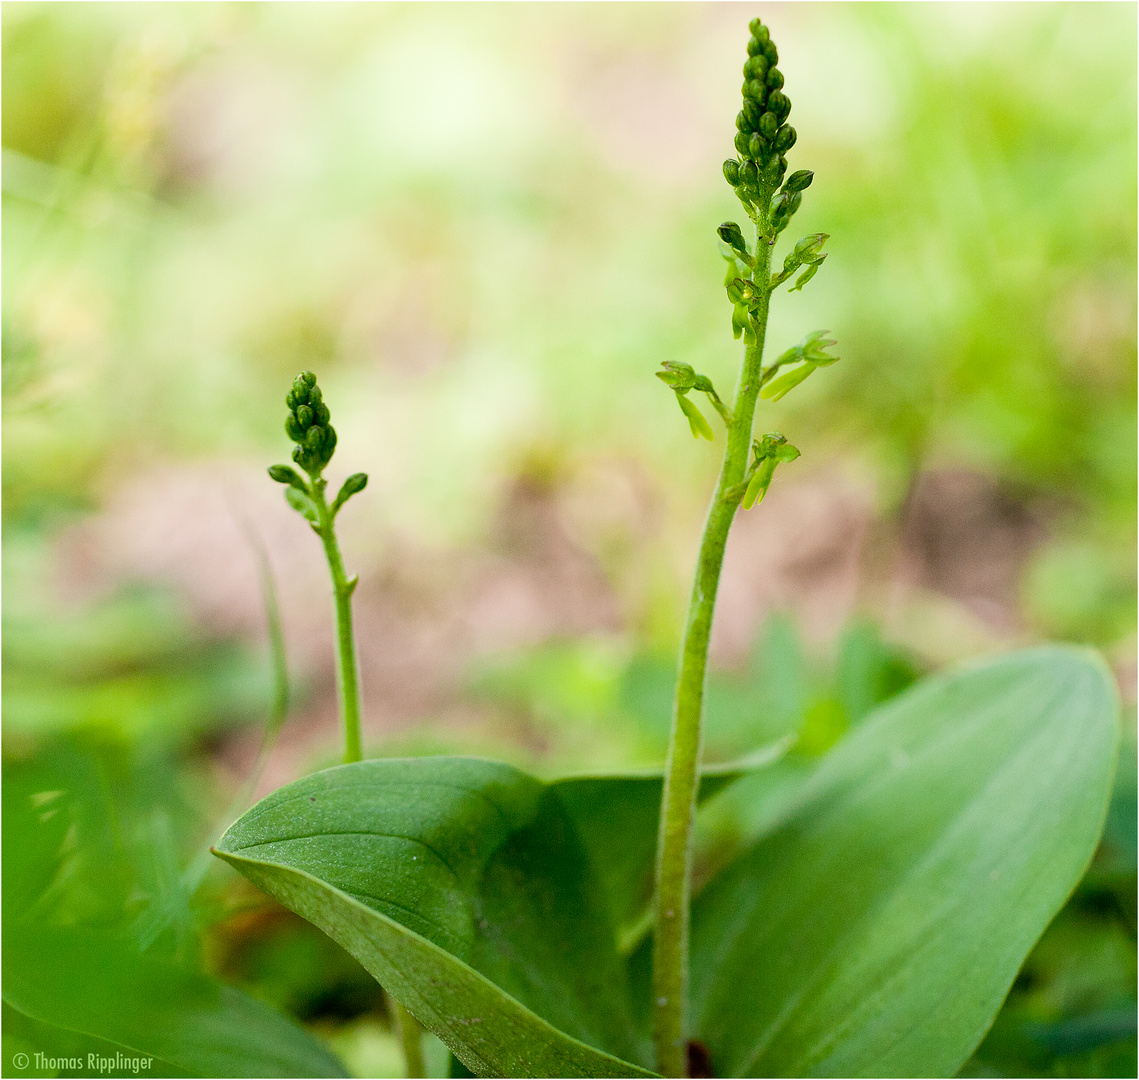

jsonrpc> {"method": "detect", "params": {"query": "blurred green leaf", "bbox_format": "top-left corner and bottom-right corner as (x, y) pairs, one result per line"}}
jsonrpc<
(834, 619), (920, 727)
(3, 927), (348, 1078)
(689, 646), (1119, 1077)
(1022, 539), (1137, 644)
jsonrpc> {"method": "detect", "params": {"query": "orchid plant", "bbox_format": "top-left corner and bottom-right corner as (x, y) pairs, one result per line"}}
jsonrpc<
(211, 19), (1119, 1079)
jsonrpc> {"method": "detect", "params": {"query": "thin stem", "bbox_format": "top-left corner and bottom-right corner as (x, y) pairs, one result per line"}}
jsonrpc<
(313, 474), (428, 1075)
(311, 479), (363, 765)
(702, 387), (734, 427)
(390, 996), (427, 1078)
(652, 217), (774, 1077)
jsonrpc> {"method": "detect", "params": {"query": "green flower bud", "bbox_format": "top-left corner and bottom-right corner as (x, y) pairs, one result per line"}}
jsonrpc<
(758, 112), (778, 140)
(734, 130), (750, 156)
(717, 221), (750, 259)
(762, 42), (778, 64)
(307, 385), (322, 406)
(296, 404), (314, 428)
(736, 110), (750, 133)
(784, 170), (814, 193)
(286, 388), (303, 409)
(300, 371), (316, 388)
(742, 98), (764, 127)
(342, 472), (367, 497)
(314, 402), (331, 425)
(748, 132), (766, 159)
(739, 159), (758, 187)
(774, 124), (797, 152)
(331, 471), (369, 514)
(750, 20), (769, 44)
(723, 159), (741, 186)
(305, 426), (323, 449)
(743, 78), (766, 103)
(268, 464), (305, 488)
(743, 55), (767, 79)
(746, 36), (763, 57)
(766, 68), (784, 90)
(769, 189), (802, 234)
(768, 90), (791, 122)
(285, 413), (305, 442)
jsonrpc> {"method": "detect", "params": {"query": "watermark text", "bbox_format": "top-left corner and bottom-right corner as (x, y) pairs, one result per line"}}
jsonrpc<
(12, 1051), (154, 1074)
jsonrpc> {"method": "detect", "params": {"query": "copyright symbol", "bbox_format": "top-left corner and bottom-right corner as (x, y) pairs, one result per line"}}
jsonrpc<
(13, 1052), (29, 1069)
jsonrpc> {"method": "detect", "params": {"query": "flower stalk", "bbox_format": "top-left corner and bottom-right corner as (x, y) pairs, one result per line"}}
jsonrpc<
(268, 371), (368, 765)
(651, 17), (836, 1075)
(270, 373), (429, 1068)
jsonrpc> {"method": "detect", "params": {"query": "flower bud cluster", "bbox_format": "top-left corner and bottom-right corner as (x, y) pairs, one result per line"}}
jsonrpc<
(722, 18), (797, 207)
(285, 371), (337, 475)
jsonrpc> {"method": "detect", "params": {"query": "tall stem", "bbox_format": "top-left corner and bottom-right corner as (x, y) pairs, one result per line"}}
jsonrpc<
(652, 222), (774, 1076)
(312, 480), (363, 765)
(313, 482), (428, 1074)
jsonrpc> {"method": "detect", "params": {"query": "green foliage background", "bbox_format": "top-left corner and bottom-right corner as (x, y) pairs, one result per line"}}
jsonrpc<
(3, 4), (1135, 1077)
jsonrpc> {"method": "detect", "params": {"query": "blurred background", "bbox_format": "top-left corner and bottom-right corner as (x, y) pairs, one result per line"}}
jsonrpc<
(3, 3), (1135, 1077)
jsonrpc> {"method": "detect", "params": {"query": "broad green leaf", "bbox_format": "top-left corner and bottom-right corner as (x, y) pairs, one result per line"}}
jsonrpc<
(689, 646), (1119, 1078)
(3, 927), (348, 1077)
(553, 740), (791, 940)
(214, 757), (656, 1077)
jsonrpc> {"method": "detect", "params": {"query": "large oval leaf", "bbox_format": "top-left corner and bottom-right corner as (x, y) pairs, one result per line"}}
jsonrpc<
(553, 740), (790, 939)
(688, 646), (1119, 1077)
(214, 757), (656, 1077)
(214, 746), (786, 1076)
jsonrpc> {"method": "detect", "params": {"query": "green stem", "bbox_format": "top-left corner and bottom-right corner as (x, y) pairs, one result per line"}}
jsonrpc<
(652, 219), (774, 1077)
(313, 475), (427, 1076)
(311, 479), (363, 765)
(389, 996), (426, 1078)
